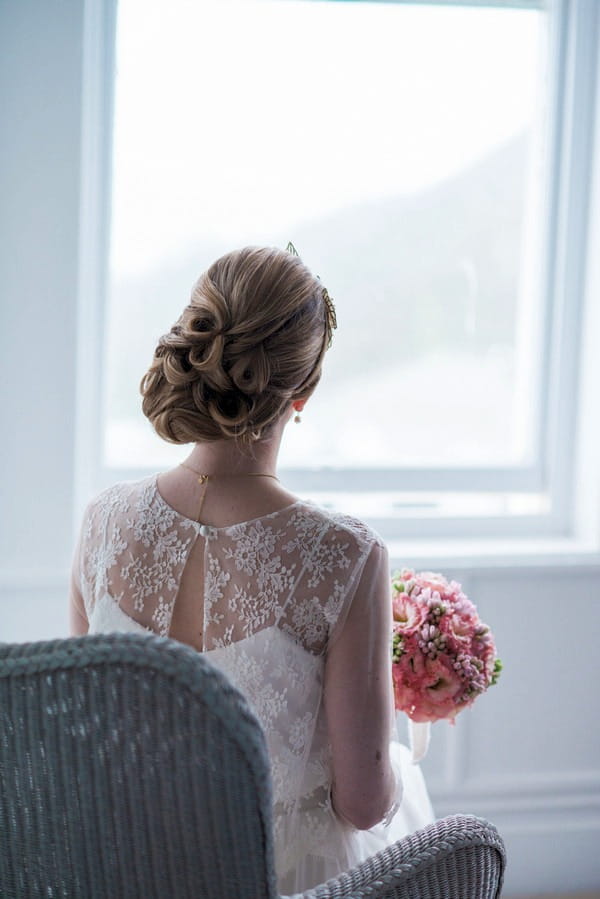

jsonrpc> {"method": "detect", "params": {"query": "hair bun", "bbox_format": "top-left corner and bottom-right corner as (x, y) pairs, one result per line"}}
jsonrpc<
(141, 246), (331, 445)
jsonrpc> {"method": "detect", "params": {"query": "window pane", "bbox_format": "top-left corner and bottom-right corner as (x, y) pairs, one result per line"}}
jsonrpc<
(105, 0), (548, 471)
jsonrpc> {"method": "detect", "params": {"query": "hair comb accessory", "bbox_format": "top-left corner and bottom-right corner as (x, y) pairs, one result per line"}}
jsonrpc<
(286, 241), (337, 348)
(321, 285), (337, 347)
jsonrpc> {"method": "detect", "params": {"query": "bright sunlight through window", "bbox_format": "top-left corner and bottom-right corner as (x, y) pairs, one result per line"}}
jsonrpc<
(105, 0), (547, 475)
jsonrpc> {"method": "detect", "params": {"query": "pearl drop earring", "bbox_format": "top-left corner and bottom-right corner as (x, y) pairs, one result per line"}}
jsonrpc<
(294, 410), (302, 424)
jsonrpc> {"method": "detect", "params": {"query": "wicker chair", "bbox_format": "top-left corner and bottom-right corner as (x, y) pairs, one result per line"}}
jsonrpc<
(0, 633), (505, 898)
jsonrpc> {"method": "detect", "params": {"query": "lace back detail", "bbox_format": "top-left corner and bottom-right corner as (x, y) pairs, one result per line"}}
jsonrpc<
(79, 477), (381, 651)
(78, 476), (385, 881)
(80, 478), (201, 635)
(203, 506), (373, 654)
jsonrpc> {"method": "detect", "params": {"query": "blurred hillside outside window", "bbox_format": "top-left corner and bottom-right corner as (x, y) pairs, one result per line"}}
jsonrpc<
(94, 0), (591, 537)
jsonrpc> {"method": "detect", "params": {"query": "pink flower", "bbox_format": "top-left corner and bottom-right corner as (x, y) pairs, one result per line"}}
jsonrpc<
(393, 653), (465, 723)
(415, 571), (449, 594)
(392, 592), (428, 632)
(441, 606), (479, 649)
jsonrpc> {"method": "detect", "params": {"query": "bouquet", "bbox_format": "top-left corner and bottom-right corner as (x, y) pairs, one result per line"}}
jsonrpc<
(392, 569), (501, 725)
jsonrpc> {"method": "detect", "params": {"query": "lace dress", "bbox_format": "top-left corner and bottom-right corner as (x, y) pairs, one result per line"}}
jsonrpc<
(74, 476), (434, 894)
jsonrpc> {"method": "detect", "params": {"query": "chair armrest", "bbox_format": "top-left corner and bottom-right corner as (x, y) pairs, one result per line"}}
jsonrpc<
(288, 814), (506, 899)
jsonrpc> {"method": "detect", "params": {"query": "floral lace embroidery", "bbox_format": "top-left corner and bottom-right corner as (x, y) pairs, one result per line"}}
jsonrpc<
(80, 478), (199, 636)
(79, 476), (384, 879)
(283, 509), (352, 589)
(204, 554), (231, 627)
(331, 511), (386, 549)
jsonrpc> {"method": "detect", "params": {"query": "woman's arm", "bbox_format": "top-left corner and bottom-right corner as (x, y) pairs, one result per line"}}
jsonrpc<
(324, 541), (397, 829)
(69, 533), (89, 636)
(69, 577), (89, 635)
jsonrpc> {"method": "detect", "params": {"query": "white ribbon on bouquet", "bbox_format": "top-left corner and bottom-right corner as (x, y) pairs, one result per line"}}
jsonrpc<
(408, 720), (431, 763)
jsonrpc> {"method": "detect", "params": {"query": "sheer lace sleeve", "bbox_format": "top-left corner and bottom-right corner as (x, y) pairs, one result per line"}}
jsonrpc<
(69, 524), (89, 635)
(324, 540), (398, 830)
(74, 496), (100, 620)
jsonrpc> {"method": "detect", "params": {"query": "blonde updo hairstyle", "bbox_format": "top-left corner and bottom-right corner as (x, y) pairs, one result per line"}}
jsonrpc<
(141, 246), (332, 445)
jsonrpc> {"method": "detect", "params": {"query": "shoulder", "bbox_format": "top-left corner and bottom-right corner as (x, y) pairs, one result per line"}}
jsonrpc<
(292, 501), (385, 552)
(329, 510), (385, 550)
(82, 476), (155, 523)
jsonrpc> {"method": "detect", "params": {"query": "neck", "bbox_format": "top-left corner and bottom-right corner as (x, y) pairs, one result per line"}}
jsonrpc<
(182, 428), (282, 478)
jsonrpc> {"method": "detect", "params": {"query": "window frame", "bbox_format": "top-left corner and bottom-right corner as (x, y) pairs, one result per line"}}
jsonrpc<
(75, 0), (600, 548)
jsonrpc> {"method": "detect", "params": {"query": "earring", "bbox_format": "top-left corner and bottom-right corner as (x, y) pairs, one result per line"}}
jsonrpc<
(293, 399), (305, 423)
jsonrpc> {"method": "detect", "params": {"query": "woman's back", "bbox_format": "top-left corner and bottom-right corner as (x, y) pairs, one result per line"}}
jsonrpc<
(77, 474), (379, 651)
(76, 475), (402, 890)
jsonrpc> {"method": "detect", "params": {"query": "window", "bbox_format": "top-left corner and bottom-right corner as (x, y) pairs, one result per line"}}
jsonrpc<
(79, 0), (598, 543)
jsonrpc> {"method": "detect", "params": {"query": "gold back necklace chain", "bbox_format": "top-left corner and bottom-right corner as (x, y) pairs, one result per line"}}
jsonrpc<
(178, 462), (280, 524)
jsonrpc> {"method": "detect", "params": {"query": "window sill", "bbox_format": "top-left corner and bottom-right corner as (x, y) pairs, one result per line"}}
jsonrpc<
(387, 534), (600, 571)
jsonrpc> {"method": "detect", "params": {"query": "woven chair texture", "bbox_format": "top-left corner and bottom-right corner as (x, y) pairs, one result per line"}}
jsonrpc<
(0, 633), (506, 899)
(0, 633), (277, 899)
(291, 814), (505, 898)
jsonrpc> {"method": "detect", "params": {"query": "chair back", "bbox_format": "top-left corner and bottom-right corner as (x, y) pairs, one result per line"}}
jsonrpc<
(0, 633), (277, 899)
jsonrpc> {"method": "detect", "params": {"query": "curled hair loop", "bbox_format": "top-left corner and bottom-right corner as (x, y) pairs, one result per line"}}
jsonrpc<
(187, 334), (228, 383)
(162, 351), (195, 387)
(229, 344), (271, 394)
(190, 315), (216, 334)
(208, 392), (251, 431)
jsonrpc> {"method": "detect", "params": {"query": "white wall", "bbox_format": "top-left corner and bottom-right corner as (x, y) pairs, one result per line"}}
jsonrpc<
(0, 0), (83, 587)
(0, 2), (599, 895)
(414, 566), (600, 896)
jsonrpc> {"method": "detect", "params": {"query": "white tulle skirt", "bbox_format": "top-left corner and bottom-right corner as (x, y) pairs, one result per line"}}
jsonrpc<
(278, 741), (434, 896)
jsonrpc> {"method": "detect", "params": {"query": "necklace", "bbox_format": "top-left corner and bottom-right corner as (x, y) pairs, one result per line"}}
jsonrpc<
(178, 463), (280, 523)
(179, 462), (279, 483)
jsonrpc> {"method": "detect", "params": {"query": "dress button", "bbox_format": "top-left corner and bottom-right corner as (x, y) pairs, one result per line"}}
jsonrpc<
(199, 524), (212, 538)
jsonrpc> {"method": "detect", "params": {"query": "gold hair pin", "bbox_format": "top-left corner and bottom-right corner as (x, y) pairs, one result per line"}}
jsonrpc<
(321, 287), (337, 345)
(286, 241), (337, 347)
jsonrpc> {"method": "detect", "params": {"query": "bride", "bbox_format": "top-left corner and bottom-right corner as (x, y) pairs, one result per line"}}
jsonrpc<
(69, 245), (433, 894)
